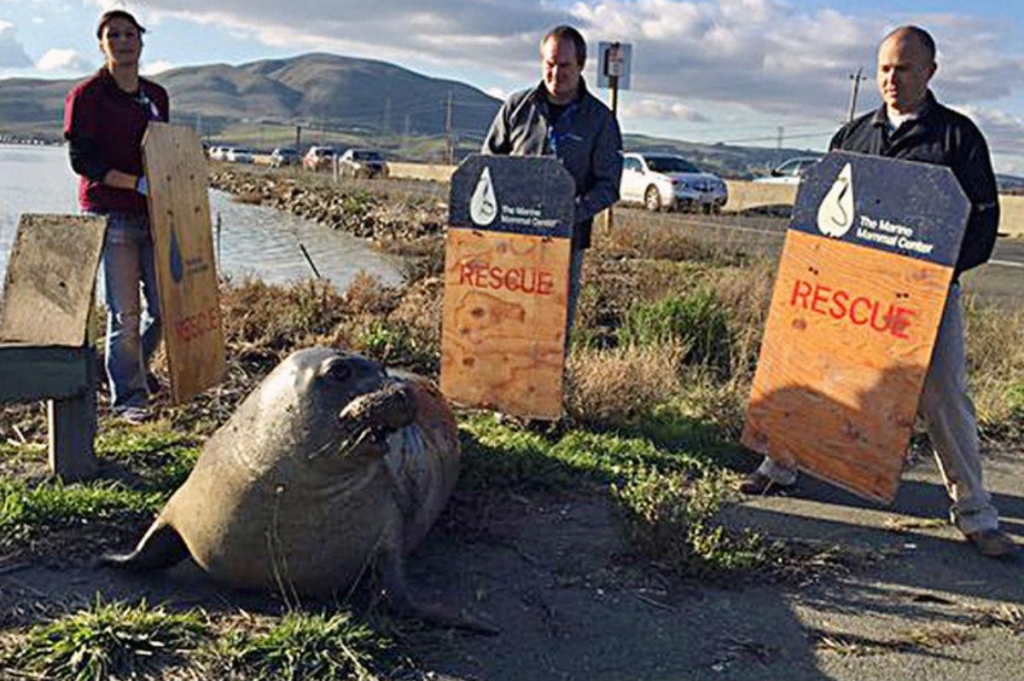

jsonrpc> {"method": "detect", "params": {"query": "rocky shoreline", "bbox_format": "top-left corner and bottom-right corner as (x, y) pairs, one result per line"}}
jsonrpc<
(208, 166), (448, 246)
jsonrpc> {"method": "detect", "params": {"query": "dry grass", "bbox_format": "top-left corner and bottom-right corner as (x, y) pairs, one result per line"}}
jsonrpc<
(566, 343), (684, 428)
(964, 296), (1024, 436)
(596, 210), (750, 266)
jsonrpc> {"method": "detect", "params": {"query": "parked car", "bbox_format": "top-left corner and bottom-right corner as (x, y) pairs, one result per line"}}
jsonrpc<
(620, 152), (728, 213)
(270, 147), (300, 168)
(338, 148), (389, 179)
(208, 146), (228, 161)
(753, 156), (820, 185)
(303, 146), (337, 171)
(226, 147), (255, 164)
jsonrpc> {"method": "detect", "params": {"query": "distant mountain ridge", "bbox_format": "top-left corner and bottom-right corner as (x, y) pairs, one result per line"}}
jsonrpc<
(0, 51), (830, 176)
(0, 52), (502, 140)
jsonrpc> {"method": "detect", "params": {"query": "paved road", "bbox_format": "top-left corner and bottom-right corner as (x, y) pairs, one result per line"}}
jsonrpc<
(618, 208), (1022, 306)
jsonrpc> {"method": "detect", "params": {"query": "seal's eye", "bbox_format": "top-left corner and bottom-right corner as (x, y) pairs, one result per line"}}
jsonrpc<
(322, 357), (352, 382)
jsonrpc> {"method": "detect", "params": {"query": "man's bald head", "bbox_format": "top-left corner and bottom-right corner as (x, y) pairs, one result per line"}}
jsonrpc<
(881, 26), (936, 63)
(877, 25), (937, 117)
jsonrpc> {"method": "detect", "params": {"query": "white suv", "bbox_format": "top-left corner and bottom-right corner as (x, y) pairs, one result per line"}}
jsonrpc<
(620, 152), (728, 213)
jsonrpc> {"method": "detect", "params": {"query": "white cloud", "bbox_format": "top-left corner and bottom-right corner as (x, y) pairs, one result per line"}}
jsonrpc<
(0, 20), (32, 68)
(36, 47), (91, 72)
(485, 86), (510, 101)
(75, 1), (1024, 163)
(619, 97), (709, 123)
(142, 59), (175, 75)
(954, 105), (1024, 163)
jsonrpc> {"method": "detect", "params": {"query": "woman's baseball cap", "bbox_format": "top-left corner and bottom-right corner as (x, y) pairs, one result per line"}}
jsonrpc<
(96, 9), (146, 38)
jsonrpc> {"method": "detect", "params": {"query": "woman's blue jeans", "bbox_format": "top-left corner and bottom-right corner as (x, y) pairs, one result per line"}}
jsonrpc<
(100, 212), (162, 411)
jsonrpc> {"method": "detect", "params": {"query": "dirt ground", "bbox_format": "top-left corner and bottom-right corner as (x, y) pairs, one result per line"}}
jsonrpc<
(2, 444), (1021, 681)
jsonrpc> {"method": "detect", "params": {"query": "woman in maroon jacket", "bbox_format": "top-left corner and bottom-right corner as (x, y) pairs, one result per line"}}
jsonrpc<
(64, 10), (169, 424)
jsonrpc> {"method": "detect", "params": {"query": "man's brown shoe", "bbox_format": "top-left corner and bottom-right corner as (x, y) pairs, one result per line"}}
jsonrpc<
(966, 529), (1017, 558)
(738, 471), (795, 495)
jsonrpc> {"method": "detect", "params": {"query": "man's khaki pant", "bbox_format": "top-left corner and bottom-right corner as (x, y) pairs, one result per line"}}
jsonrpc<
(755, 283), (1000, 535)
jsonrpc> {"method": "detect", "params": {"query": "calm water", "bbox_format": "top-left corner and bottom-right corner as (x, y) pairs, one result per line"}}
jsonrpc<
(0, 144), (403, 298)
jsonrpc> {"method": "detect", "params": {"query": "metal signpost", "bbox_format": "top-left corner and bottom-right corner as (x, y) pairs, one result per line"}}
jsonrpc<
(742, 152), (969, 503)
(597, 41), (631, 234)
(441, 155), (576, 419)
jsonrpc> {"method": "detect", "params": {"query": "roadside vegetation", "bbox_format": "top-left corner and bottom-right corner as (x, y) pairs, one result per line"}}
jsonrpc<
(1, 167), (1021, 679)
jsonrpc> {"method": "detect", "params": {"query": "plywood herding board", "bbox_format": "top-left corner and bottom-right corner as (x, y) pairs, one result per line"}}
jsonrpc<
(441, 230), (571, 419)
(142, 123), (225, 404)
(0, 214), (106, 346)
(742, 230), (953, 503)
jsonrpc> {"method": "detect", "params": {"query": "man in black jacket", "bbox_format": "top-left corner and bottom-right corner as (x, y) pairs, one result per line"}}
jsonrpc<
(742, 25), (1014, 558)
(482, 25), (623, 335)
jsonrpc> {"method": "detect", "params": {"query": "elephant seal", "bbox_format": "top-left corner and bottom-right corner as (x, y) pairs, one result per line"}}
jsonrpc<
(102, 348), (487, 630)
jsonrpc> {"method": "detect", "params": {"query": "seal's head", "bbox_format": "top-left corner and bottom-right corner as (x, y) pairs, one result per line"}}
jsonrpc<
(268, 348), (415, 463)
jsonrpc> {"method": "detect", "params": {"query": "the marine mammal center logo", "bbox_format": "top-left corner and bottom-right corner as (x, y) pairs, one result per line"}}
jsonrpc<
(816, 163), (855, 238)
(470, 167), (498, 226)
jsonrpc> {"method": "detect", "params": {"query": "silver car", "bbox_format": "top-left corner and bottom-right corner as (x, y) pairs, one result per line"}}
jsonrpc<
(620, 152), (728, 213)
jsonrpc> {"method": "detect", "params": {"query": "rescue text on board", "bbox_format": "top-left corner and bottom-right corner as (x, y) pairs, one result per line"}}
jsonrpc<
(790, 279), (916, 339)
(458, 261), (556, 296)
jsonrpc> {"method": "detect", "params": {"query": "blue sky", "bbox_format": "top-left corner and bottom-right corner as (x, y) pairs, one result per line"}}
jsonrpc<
(1, 0), (1022, 172)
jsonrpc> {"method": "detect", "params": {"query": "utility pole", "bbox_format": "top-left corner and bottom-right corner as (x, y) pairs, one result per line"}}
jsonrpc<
(847, 67), (867, 122)
(445, 90), (454, 165)
(295, 125), (302, 152)
(776, 125), (784, 167)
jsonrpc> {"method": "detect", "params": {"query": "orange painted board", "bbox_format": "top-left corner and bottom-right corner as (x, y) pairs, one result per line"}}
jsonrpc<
(742, 230), (953, 503)
(440, 229), (570, 419)
(142, 123), (226, 404)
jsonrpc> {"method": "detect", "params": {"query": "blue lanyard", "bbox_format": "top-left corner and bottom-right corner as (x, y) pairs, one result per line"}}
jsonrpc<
(547, 101), (578, 156)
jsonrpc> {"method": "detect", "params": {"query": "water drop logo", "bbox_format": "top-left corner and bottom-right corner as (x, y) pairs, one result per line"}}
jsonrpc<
(470, 167), (498, 226)
(169, 227), (185, 283)
(816, 163), (855, 238)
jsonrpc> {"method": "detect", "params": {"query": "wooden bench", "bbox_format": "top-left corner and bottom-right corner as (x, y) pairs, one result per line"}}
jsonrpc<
(0, 214), (107, 481)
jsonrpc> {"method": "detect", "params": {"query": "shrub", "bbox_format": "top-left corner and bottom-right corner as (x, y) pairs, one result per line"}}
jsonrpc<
(613, 466), (767, 579)
(620, 289), (734, 371)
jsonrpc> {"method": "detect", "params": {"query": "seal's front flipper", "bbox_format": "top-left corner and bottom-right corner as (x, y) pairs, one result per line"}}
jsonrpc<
(97, 521), (189, 572)
(378, 548), (498, 636)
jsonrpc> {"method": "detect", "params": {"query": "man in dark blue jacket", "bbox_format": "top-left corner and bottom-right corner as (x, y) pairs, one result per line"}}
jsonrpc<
(742, 26), (1014, 558)
(482, 25), (623, 334)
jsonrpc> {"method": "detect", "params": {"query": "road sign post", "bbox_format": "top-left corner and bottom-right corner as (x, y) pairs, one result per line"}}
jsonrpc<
(742, 152), (970, 503)
(441, 155), (576, 420)
(598, 41), (631, 235)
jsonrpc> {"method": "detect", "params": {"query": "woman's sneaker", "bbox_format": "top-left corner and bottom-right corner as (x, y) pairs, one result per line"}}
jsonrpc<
(117, 406), (152, 425)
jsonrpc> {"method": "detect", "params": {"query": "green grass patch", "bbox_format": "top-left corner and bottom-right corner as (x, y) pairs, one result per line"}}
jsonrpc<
(95, 430), (201, 493)
(458, 414), (709, 492)
(212, 611), (395, 681)
(0, 478), (160, 547)
(8, 596), (209, 681)
(353, 318), (436, 372)
(458, 413), (774, 578)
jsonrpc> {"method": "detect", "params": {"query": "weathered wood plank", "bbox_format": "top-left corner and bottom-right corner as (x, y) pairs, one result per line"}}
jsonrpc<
(0, 214), (106, 346)
(48, 348), (98, 481)
(440, 230), (571, 419)
(142, 123), (226, 404)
